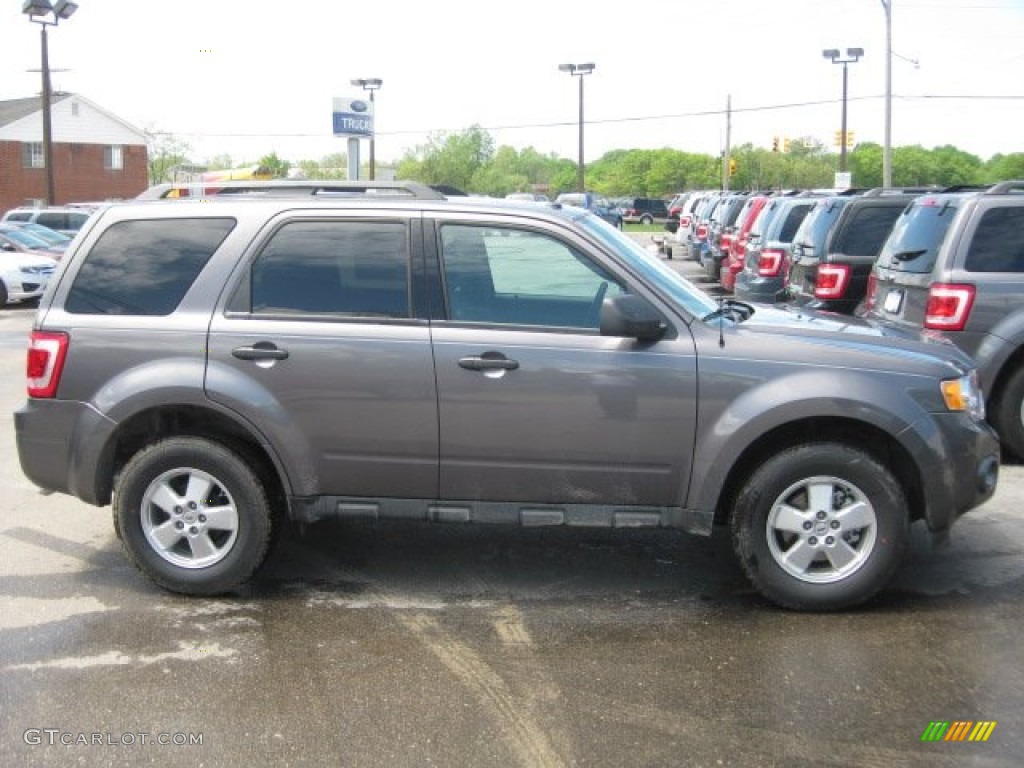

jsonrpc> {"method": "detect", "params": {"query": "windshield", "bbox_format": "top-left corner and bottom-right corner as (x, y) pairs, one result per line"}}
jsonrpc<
(579, 214), (719, 319)
(0, 227), (51, 249)
(875, 199), (959, 273)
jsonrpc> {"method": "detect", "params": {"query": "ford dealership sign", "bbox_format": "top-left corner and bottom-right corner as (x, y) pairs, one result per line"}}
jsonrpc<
(332, 96), (375, 138)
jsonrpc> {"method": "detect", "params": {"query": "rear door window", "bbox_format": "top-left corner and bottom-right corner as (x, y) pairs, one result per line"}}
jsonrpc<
(250, 221), (410, 318)
(964, 206), (1024, 272)
(66, 218), (235, 315)
(776, 203), (814, 243)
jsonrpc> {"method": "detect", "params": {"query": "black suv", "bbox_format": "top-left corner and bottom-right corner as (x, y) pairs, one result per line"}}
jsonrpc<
(14, 180), (999, 610)
(787, 189), (929, 314)
(863, 181), (1024, 457)
(622, 197), (669, 225)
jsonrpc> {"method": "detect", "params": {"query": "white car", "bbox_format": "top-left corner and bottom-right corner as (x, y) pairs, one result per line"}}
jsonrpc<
(0, 250), (57, 306)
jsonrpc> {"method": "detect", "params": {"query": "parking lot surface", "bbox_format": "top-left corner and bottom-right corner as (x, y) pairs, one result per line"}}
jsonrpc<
(2, 272), (1023, 766)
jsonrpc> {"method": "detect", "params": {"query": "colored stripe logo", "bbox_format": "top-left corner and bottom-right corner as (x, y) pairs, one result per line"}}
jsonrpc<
(921, 721), (997, 742)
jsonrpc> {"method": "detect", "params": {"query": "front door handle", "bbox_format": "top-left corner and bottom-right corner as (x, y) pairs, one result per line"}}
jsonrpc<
(458, 353), (519, 372)
(232, 344), (289, 361)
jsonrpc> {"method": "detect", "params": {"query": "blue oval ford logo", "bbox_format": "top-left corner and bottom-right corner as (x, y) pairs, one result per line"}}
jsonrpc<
(351, 100), (369, 113)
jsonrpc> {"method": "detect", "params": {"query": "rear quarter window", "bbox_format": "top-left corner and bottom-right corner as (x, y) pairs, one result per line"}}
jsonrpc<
(964, 206), (1024, 272)
(65, 218), (235, 315)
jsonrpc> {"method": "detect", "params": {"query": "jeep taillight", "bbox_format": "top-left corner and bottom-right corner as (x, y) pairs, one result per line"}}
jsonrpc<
(815, 264), (851, 299)
(863, 273), (878, 311)
(27, 331), (69, 399)
(758, 248), (786, 277)
(925, 283), (976, 331)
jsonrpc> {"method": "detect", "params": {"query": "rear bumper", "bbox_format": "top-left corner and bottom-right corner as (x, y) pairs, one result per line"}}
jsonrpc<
(15, 398), (117, 506)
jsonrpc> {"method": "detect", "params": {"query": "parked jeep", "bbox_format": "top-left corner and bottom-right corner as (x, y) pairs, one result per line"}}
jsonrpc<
(15, 180), (999, 610)
(862, 181), (1024, 458)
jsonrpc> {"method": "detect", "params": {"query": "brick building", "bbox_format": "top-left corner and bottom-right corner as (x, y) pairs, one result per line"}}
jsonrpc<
(0, 93), (148, 214)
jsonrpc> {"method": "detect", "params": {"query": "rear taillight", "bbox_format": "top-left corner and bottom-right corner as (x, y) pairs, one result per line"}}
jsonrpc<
(680, 215), (692, 228)
(925, 283), (976, 331)
(863, 273), (878, 311)
(27, 331), (69, 398)
(697, 224), (708, 239)
(758, 248), (786, 277)
(814, 264), (852, 299)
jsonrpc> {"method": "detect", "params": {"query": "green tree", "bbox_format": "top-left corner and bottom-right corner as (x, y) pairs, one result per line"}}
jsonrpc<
(258, 151), (291, 178)
(145, 129), (193, 185)
(398, 125), (495, 191)
(983, 153), (1024, 182)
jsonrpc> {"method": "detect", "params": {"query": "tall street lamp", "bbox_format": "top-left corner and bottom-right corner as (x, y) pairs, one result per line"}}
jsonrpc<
(350, 78), (382, 180)
(822, 47), (863, 174)
(558, 62), (595, 192)
(22, 0), (78, 207)
(881, 0), (893, 187)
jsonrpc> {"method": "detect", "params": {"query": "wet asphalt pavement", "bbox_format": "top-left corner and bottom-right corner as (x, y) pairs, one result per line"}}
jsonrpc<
(1, 253), (1022, 766)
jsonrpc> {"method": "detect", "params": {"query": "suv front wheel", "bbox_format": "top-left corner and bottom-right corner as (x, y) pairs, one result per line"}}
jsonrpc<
(113, 437), (274, 595)
(730, 443), (909, 610)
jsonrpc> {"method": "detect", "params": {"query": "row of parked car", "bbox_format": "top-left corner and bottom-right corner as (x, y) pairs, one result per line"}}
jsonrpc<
(0, 206), (100, 307)
(664, 182), (1024, 460)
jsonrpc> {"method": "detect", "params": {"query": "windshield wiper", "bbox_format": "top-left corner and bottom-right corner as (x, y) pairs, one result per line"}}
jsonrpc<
(893, 248), (927, 262)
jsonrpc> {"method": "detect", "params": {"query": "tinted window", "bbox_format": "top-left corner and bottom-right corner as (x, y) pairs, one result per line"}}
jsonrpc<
(251, 221), (409, 317)
(792, 199), (849, 259)
(440, 224), (624, 329)
(964, 206), (1024, 272)
(36, 213), (67, 230)
(4, 211), (31, 223)
(833, 205), (905, 257)
(876, 201), (959, 274)
(66, 218), (235, 315)
(777, 203), (814, 243)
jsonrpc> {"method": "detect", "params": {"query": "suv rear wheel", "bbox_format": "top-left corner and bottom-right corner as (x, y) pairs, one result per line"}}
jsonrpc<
(113, 437), (274, 595)
(640, 213), (654, 225)
(731, 443), (908, 610)
(991, 366), (1024, 460)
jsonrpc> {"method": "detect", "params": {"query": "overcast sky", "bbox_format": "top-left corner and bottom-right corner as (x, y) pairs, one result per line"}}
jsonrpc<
(2, 0), (1022, 167)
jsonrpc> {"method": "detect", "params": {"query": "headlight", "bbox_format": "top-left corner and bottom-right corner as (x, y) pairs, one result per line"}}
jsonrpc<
(941, 370), (985, 420)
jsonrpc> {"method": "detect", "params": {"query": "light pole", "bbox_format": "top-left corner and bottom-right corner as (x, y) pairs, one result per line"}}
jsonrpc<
(881, 1), (892, 187)
(822, 47), (863, 174)
(22, 0), (78, 207)
(350, 78), (382, 180)
(558, 62), (595, 192)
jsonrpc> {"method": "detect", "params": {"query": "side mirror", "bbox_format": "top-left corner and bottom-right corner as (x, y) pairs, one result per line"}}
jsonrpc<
(600, 294), (666, 341)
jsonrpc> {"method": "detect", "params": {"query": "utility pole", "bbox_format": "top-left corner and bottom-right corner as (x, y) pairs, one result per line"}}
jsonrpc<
(723, 94), (732, 192)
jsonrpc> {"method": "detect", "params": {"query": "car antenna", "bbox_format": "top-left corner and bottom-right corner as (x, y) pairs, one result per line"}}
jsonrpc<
(718, 295), (726, 348)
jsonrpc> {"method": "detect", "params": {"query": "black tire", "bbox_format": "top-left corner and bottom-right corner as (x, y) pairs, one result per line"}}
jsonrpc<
(640, 214), (654, 225)
(730, 443), (908, 611)
(113, 437), (274, 595)
(992, 365), (1024, 460)
(0, 280), (8, 307)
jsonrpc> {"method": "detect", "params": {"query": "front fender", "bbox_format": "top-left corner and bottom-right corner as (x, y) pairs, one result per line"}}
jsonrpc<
(685, 367), (938, 516)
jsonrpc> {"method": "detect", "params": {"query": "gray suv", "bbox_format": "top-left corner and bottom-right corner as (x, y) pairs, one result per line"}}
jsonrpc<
(863, 181), (1024, 458)
(15, 180), (1000, 610)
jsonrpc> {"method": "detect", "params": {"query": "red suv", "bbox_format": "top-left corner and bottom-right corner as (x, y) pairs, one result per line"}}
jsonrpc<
(721, 196), (770, 293)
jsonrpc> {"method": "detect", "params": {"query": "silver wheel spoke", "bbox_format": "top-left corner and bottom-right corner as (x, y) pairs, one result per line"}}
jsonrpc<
(149, 520), (183, 551)
(188, 533), (219, 561)
(835, 500), (873, 531)
(203, 505), (237, 530)
(184, 474), (213, 506)
(806, 481), (835, 515)
(824, 538), (859, 571)
(148, 483), (181, 517)
(782, 539), (818, 573)
(772, 504), (808, 534)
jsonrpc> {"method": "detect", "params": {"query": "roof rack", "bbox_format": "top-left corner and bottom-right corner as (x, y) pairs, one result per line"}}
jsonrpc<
(136, 179), (446, 201)
(939, 184), (988, 193)
(862, 186), (941, 197)
(985, 180), (1024, 195)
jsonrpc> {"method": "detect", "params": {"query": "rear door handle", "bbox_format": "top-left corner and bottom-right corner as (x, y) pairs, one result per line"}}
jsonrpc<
(458, 354), (519, 371)
(232, 344), (289, 361)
